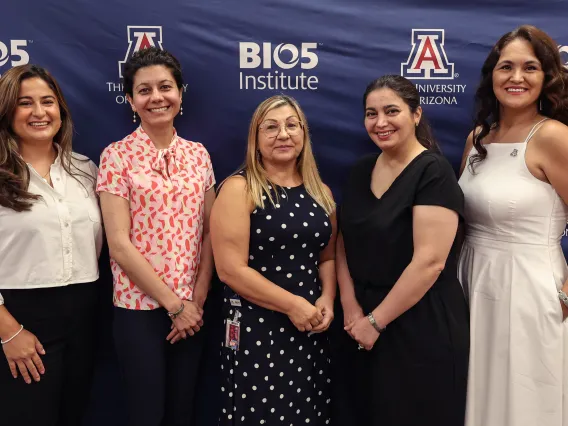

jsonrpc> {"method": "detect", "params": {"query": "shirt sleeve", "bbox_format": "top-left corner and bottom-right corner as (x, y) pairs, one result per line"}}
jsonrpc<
(88, 160), (99, 181)
(413, 156), (464, 216)
(202, 146), (216, 191)
(96, 145), (130, 200)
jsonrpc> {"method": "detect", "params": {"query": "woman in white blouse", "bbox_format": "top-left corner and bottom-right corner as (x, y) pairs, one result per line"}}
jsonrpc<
(0, 65), (103, 426)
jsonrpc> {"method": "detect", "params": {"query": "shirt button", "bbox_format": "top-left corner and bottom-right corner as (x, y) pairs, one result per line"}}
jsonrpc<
(56, 178), (60, 181)
(65, 248), (70, 254)
(58, 198), (63, 203)
(64, 222), (69, 227)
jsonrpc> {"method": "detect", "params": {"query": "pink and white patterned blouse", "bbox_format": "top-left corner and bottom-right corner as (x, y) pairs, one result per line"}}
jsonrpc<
(96, 126), (215, 310)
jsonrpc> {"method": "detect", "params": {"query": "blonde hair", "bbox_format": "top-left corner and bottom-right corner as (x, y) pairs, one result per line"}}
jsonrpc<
(232, 95), (334, 215)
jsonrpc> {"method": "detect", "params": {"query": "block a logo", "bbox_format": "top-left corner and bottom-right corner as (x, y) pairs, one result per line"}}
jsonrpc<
(559, 45), (568, 69)
(118, 26), (163, 78)
(402, 29), (454, 79)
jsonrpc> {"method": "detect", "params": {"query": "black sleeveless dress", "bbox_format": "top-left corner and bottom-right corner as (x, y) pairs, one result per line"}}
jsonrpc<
(338, 152), (469, 426)
(218, 176), (332, 426)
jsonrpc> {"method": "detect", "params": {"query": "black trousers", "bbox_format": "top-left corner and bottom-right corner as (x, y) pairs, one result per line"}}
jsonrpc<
(113, 306), (204, 426)
(0, 282), (98, 426)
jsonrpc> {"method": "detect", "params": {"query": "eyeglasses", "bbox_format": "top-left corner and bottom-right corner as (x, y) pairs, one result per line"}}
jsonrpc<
(259, 119), (303, 137)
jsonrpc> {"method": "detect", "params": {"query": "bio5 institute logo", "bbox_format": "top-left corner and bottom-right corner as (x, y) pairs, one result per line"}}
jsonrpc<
(106, 26), (187, 104)
(239, 42), (320, 90)
(401, 29), (466, 105)
(0, 40), (31, 76)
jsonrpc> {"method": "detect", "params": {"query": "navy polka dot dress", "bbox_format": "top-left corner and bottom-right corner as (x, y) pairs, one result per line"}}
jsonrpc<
(219, 179), (332, 426)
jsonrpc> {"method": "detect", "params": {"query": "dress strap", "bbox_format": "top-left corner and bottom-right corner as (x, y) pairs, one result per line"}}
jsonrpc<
(523, 118), (549, 144)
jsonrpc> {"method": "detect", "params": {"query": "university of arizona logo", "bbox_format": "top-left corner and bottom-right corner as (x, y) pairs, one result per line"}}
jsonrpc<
(401, 29), (454, 80)
(118, 26), (163, 78)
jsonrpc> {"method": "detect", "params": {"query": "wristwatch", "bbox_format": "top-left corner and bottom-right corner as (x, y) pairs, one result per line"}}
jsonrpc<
(367, 312), (386, 333)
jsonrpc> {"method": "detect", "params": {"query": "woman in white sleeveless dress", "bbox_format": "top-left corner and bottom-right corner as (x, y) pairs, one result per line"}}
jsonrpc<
(458, 25), (568, 426)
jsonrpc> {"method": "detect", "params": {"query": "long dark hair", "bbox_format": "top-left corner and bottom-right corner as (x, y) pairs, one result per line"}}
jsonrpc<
(363, 74), (440, 152)
(0, 65), (92, 212)
(470, 25), (568, 171)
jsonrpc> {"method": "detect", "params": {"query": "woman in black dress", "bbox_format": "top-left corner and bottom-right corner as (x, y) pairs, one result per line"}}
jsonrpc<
(211, 95), (337, 426)
(337, 75), (469, 425)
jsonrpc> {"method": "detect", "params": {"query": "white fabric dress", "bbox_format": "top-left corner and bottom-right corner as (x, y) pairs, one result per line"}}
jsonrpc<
(459, 119), (568, 426)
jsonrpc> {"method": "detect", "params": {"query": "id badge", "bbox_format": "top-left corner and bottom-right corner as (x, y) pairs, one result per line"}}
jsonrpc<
(225, 319), (241, 351)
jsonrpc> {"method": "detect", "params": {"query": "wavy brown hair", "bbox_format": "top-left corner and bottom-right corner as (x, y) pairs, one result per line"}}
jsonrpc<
(0, 65), (91, 212)
(469, 25), (568, 171)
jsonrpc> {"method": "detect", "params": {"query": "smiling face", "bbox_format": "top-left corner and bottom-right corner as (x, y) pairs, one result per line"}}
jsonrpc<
(127, 64), (182, 128)
(11, 77), (62, 145)
(257, 105), (304, 165)
(364, 88), (421, 151)
(492, 38), (544, 111)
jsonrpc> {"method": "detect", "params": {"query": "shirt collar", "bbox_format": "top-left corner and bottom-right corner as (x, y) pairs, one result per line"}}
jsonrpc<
(134, 125), (179, 151)
(133, 126), (180, 177)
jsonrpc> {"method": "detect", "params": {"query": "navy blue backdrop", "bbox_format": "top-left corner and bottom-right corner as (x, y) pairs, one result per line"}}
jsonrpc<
(2, 1), (568, 424)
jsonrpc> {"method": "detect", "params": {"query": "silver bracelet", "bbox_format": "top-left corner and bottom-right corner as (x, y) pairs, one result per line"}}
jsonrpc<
(167, 302), (185, 319)
(367, 313), (386, 333)
(558, 290), (568, 308)
(1, 324), (24, 345)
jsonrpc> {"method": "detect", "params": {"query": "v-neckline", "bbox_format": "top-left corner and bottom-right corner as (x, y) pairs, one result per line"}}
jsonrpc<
(369, 150), (428, 201)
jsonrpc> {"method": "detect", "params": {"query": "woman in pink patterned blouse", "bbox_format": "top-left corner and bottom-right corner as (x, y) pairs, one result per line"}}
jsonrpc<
(96, 47), (215, 426)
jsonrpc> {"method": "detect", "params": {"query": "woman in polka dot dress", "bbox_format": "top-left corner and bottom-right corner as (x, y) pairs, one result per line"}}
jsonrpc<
(211, 95), (337, 426)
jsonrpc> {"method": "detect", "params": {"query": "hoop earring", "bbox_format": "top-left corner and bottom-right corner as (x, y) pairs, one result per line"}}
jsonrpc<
(133, 111), (137, 123)
(180, 105), (183, 116)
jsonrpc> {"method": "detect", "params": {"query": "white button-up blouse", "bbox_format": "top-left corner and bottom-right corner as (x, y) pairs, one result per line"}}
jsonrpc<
(0, 151), (103, 304)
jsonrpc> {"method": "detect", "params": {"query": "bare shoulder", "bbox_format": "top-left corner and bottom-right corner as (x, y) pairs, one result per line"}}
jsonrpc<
(459, 127), (480, 176)
(467, 125), (487, 146)
(218, 174), (247, 195)
(215, 174), (255, 212)
(321, 183), (334, 199)
(465, 128), (476, 146)
(538, 119), (568, 138)
(533, 119), (568, 155)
